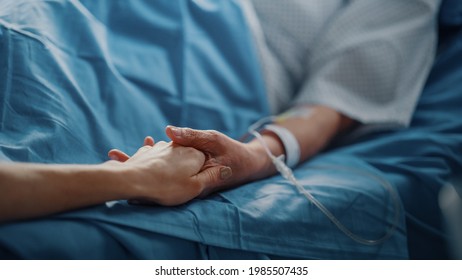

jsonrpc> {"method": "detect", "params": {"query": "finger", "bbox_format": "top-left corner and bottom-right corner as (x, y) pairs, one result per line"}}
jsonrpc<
(193, 166), (232, 193)
(165, 126), (220, 152)
(108, 149), (130, 162)
(144, 136), (155, 147)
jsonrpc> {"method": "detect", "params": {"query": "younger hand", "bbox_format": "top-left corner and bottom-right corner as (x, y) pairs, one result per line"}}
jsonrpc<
(108, 137), (210, 205)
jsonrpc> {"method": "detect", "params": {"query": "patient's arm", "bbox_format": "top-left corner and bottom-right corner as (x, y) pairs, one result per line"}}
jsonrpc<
(165, 104), (355, 196)
(0, 139), (207, 223)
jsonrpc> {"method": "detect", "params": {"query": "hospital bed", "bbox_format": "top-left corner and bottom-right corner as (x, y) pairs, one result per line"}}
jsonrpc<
(0, 0), (461, 259)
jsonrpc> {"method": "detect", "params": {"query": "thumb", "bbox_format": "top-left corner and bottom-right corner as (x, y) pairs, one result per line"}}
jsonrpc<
(193, 166), (233, 195)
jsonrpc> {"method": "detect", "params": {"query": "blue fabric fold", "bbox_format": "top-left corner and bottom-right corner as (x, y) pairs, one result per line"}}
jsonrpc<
(1, 0), (461, 259)
(0, 0), (268, 163)
(439, 0), (462, 26)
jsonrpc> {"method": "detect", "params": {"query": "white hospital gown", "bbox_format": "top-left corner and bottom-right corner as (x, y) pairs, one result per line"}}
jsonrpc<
(243, 0), (441, 128)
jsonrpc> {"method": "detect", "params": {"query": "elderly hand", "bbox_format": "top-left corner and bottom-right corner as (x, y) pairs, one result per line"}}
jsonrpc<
(164, 126), (281, 196)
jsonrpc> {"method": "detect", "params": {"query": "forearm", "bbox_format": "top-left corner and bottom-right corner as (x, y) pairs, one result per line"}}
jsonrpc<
(245, 105), (356, 180)
(273, 105), (355, 161)
(0, 162), (131, 223)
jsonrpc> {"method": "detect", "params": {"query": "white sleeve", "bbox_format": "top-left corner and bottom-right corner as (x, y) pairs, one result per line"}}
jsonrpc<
(294, 0), (441, 128)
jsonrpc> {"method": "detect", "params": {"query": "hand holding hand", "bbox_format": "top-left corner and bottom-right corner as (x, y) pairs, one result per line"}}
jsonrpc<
(165, 126), (276, 196)
(108, 137), (209, 205)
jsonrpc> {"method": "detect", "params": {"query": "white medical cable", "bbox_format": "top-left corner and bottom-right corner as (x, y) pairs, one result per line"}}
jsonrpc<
(248, 117), (401, 246)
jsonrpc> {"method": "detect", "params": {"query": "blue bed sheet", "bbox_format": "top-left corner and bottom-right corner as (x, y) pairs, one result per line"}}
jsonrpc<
(0, 0), (268, 163)
(1, 0), (461, 259)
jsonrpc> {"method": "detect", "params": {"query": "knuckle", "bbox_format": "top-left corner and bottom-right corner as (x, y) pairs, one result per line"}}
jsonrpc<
(185, 129), (218, 147)
(206, 168), (219, 184)
(182, 128), (197, 138)
(206, 129), (220, 136)
(156, 141), (168, 147)
(205, 130), (220, 143)
(137, 145), (151, 152)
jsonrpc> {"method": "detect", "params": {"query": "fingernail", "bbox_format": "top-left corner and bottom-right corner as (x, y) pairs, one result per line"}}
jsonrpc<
(220, 167), (232, 180)
(109, 154), (119, 161)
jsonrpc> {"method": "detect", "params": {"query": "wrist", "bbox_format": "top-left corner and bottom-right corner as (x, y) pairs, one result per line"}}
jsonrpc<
(245, 133), (285, 180)
(263, 124), (300, 168)
(100, 161), (140, 199)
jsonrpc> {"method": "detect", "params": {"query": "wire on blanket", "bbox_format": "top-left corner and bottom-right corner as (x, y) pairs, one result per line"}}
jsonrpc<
(248, 116), (401, 246)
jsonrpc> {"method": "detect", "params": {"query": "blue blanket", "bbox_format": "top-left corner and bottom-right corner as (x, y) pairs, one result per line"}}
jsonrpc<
(1, 0), (461, 259)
